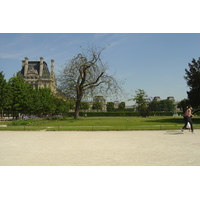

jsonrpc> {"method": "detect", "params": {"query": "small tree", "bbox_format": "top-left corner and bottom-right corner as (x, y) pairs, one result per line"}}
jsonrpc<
(58, 46), (122, 119)
(0, 72), (9, 118)
(8, 74), (33, 117)
(150, 101), (160, 111)
(80, 102), (90, 111)
(106, 102), (115, 111)
(131, 89), (150, 117)
(118, 102), (125, 111)
(92, 101), (102, 112)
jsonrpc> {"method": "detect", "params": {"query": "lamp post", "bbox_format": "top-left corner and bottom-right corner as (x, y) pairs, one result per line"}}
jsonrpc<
(126, 118), (129, 130)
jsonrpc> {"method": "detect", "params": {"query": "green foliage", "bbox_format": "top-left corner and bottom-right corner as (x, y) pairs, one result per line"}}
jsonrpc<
(150, 100), (175, 112)
(185, 58), (200, 107)
(69, 111), (176, 117)
(7, 74), (33, 114)
(9, 119), (46, 126)
(106, 102), (114, 111)
(0, 72), (9, 115)
(0, 72), (70, 117)
(30, 88), (56, 116)
(92, 101), (103, 111)
(131, 89), (150, 117)
(118, 102), (125, 111)
(3, 116), (200, 131)
(80, 102), (90, 111)
(49, 116), (68, 120)
(27, 88), (70, 116)
(177, 99), (190, 112)
(54, 98), (70, 115)
(106, 102), (126, 111)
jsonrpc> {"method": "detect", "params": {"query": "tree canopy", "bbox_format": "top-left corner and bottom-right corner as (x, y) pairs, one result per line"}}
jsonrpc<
(106, 102), (115, 111)
(0, 73), (70, 118)
(150, 99), (175, 112)
(130, 89), (151, 117)
(185, 57), (200, 108)
(0, 72), (9, 116)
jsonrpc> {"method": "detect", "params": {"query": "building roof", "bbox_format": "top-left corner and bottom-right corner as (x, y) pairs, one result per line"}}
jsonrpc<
(20, 60), (51, 78)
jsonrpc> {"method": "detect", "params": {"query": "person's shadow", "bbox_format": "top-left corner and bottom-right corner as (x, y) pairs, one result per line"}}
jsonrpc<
(164, 130), (185, 135)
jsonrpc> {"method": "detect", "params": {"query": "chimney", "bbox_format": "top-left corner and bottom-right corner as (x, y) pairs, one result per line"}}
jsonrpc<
(39, 57), (44, 77)
(22, 60), (25, 68)
(51, 59), (54, 74)
(24, 57), (29, 76)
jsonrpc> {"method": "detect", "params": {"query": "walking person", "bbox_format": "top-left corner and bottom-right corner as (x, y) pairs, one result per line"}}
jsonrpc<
(181, 105), (194, 133)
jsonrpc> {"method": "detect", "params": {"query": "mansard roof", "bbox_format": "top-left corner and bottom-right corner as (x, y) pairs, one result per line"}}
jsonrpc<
(20, 60), (51, 78)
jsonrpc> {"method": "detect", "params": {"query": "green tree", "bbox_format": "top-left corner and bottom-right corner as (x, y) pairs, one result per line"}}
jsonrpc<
(131, 89), (150, 117)
(80, 102), (90, 111)
(8, 74), (32, 117)
(0, 72), (9, 118)
(58, 46), (122, 119)
(184, 57), (200, 108)
(159, 100), (174, 112)
(150, 101), (160, 111)
(92, 101), (102, 111)
(53, 98), (70, 115)
(150, 99), (175, 112)
(106, 102), (114, 111)
(177, 99), (190, 113)
(32, 88), (56, 116)
(3, 73), (69, 117)
(118, 102), (125, 111)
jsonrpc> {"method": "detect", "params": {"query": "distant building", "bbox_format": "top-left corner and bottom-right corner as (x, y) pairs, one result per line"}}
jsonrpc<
(114, 101), (120, 109)
(153, 96), (175, 102)
(19, 57), (56, 93)
(153, 96), (161, 101)
(167, 96), (175, 102)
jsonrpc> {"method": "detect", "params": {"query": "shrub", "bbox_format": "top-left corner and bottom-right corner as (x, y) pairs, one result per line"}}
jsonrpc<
(9, 119), (46, 126)
(69, 111), (178, 117)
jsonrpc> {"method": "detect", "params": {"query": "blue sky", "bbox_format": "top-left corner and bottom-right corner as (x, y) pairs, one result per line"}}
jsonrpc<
(1, 0), (200, 196)
(0, 33), (200, 105)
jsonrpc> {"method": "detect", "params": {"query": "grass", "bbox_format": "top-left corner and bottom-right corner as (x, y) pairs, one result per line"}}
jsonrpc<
(0, 116), (200, 131)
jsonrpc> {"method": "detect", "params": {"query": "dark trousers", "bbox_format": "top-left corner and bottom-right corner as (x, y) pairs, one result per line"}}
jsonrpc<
(182, 116), (193, 132)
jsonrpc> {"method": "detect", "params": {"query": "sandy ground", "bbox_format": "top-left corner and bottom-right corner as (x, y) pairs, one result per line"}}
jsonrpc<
(0, 129), (200, 166)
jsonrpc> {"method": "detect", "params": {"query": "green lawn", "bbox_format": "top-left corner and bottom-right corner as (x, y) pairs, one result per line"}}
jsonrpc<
(0, 116), (200, 131)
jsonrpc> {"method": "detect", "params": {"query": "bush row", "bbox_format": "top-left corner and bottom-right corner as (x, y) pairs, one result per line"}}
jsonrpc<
(68, 111), (183, 117)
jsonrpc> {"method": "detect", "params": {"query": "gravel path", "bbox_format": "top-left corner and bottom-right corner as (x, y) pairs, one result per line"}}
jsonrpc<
(0, 130), (200, 166)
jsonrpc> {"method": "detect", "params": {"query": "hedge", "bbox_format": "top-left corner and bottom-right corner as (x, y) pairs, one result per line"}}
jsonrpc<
(68, 111), (182, 117)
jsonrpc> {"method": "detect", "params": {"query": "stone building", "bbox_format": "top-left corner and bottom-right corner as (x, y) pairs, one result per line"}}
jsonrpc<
(153, 96), (161, 101)
(114, 101), (120, 109)
(167, 96), (175, 102)
(19, 57), (56, 93)
(153, 96), (175, 102)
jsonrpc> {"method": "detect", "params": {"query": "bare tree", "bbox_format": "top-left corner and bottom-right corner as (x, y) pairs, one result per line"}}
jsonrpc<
(58, 46), (122, 119)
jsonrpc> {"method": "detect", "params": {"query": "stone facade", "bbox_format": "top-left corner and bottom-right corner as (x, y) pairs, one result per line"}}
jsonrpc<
(167, 96), (175, 102)
(153, 96), (161, 101)
(153, 96), (175, 102)
(19, 57), (56, 93)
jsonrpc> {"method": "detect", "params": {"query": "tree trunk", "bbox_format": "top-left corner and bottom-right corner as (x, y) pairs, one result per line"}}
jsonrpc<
(74, 100), (81, 119)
